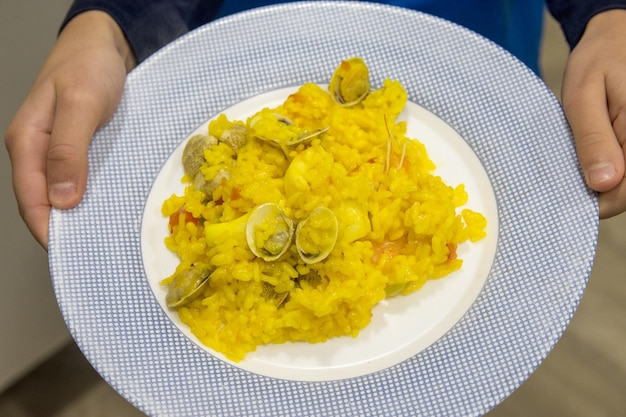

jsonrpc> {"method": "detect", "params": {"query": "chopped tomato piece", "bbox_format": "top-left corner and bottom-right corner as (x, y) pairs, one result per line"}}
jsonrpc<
(168, 208), (198, 233)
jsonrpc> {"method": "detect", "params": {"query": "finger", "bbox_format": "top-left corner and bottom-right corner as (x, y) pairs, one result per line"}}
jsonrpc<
(562, 74), (625, 193)
(599, 179), (626, 218)
(6, 131), (52, 249)
(46, 84), (105, 209)
(607, 83), (626, 148)
(598, 142), (626, 218)
(5, 87), (56, 249)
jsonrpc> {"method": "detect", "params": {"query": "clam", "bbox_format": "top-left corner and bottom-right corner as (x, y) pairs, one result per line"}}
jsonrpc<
(166, 267), (211, 308)
(295, 207), (339, 264)
(246, 203), (295, 261)
(255, 128), (329, 149)
(182, 134), (227, 200)
(295, 269), (322, 288)
(329, 57), (370, 107)
(194, 168), (229, 198)
(182, 134), (218, 178)
(219, 124), (248, 151)
(249, 111), (328, 151)
(261, 282), (289, 308)
(285, 127), (330, 147)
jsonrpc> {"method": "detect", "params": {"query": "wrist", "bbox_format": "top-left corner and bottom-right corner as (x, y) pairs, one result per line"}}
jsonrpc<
(582, 9), (626, 43)
(60, 10), (136, 73)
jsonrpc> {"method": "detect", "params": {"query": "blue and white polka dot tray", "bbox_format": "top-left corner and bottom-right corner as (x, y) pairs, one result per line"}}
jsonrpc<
(48, 2), (598, 416)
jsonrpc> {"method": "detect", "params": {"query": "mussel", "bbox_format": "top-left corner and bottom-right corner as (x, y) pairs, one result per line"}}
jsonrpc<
(329, 57), (370, 107)
(295, 207), (339, 264)
(246, 203), (295, 261)
(166, 267), (212, 308)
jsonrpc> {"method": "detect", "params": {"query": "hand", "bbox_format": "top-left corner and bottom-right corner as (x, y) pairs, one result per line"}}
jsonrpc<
(5, 11), (135, 249)
(561, 9), (626, 219)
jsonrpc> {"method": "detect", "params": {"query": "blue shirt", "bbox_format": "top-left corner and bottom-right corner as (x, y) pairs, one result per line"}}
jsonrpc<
(62, 0), (626, 72)
(214, 0), (544, 72)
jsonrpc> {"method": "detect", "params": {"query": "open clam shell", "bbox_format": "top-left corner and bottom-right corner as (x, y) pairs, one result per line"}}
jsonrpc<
(295, 206), (339, 264)
(329, 57), (370, 107)
(246, 203), (295, 261)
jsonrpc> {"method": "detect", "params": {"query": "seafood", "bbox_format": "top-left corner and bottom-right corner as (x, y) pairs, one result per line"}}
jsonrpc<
(245, 203), (294, 261)
(165, 267), (211, 308)
(333, 201), (371, 243)
(248, 110), (329, 153)
(328, 57), (370, 106)
(204, 212), (249, 243)
(219, 123), (247, 151)
(160, 57), (488, 362)
(261, 281), (289, 307)
(182, 134), (233, 198)
(193, 167), (229, 198)
(295, 206), (339, 264)
(286, 127), (330, 147)
(182, 134), (217, 178)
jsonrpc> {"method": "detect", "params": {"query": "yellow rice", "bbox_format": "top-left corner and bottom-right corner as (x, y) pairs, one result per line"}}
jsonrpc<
(161, 66), (487, 362)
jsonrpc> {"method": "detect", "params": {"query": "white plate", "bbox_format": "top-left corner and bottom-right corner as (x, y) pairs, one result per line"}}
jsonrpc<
(49, 3), (597, 417)
(141, 86), (499, 381)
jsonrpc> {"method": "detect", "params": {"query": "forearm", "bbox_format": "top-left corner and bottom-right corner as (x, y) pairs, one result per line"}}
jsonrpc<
(60, 0), (223, 63)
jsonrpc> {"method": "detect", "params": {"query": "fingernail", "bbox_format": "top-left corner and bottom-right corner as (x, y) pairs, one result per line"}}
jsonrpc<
(588, 162), (616, 185)
(49, 182), (77, 205)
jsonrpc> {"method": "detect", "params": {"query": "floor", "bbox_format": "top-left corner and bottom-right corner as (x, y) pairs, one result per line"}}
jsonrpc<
(1, 8), (626, 417)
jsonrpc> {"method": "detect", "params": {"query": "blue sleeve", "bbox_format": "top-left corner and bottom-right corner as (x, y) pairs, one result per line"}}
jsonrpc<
(62, 0), (626, 60)
(60, 0), (223, 63)
(546, 0), (626, 48)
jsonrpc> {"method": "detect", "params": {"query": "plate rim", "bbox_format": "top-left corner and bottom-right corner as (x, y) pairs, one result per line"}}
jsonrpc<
(48, 2), (598, 417)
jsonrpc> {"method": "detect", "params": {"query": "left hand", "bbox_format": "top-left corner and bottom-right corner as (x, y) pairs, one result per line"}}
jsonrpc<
(561, 9), (626, 219)
(4, 11), (135, 249)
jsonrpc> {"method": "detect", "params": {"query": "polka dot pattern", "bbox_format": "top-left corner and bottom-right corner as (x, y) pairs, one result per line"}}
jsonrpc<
(48, 3), (597, 417)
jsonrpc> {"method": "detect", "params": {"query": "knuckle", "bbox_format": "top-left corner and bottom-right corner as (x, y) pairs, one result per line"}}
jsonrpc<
(57, 83), (105, 114)
(574, 130), (609, 151)
(59, 88), (99, 109)
(4, 121), (22, 153)
(47, 142), (82, 163)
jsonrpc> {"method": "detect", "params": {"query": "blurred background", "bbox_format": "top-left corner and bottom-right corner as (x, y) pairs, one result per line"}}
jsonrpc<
(1, 1), (624, 416)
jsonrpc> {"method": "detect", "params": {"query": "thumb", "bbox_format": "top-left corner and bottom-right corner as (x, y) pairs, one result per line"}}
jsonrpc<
(47, 89), (103, 209)
(562, 76), (625, 193)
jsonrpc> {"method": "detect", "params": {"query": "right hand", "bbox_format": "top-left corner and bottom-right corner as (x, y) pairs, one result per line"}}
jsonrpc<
(5, 11), (136, 249)
(560, 10), (626, 219)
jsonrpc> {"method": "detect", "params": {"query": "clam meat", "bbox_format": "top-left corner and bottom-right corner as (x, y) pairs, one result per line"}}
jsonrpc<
(246, 203), (295, 261)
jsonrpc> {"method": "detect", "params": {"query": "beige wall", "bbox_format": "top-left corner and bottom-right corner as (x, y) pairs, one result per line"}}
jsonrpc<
(0, 0), (74, 391)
